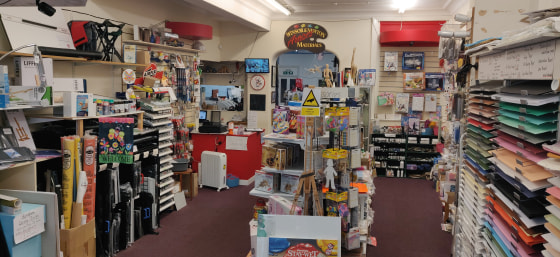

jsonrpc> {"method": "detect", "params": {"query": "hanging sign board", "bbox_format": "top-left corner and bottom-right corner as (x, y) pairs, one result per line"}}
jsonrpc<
(301, 88), (321, 116)
(284, 23), (328, 53)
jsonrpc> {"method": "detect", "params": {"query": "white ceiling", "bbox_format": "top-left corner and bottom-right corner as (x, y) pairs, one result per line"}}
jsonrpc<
(181, 0), (468, 30)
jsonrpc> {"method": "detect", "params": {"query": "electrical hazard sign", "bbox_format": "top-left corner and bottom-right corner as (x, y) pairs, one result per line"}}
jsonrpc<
(301, 88), (321, 117)
(302, 88), (321, 107)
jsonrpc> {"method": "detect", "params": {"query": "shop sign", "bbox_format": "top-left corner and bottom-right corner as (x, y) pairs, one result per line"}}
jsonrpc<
(284, 23), (328, 53)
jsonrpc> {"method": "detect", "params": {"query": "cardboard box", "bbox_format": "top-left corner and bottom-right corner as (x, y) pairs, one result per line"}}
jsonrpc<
(0, 203), (44, 257)
(136, 50), (151, 64)
(254, 170), (279, 193)
(9, 86), (52, 106)
(52, 78), (86, 104)
(280, 174), (299, 195)
(63, 92), (95, 117)
(268, 194), (302, 215)
(123, 44), (137, 63)
(60, 219), (96, 257)
(14, 57), (54, 87)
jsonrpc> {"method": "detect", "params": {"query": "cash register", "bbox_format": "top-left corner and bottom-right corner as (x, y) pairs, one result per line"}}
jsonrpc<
(198, 110), (227, 133)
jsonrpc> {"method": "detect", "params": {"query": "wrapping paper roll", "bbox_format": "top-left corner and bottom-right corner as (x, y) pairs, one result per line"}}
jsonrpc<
(62, 138), (75, 229)
(82, 135), (97, 222)
(0, 193), (22, 208)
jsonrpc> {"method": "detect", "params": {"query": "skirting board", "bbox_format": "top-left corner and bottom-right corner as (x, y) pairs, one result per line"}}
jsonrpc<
(240, 175), (255, 186)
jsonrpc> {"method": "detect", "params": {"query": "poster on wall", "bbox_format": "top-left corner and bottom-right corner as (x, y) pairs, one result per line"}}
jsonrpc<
(384, 52), (398, 71)
(357, 69), (376, 87)
(402, 52), (424, 70)
(403, 72), (425, 91)
(425, 73), (444, 91)
(284, 23), (328, 53)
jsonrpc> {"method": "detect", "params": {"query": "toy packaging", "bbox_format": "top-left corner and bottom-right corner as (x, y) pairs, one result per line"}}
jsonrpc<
(268, 194), (302, 215)
(254, 170), (279, 193)
(268, 238), (337, 257)
(280, 173), (299, 195)
(377, 92), (395, 106)
(296, 115), (306, 139)
(272, 107), (289, 134)
(288, 108), (300, 133)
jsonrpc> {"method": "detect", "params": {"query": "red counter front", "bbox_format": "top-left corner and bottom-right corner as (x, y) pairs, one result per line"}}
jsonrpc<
(191, 132), (262, 182)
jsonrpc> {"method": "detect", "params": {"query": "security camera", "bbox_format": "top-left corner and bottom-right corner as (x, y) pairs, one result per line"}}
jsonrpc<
(409, 41), (414, 46)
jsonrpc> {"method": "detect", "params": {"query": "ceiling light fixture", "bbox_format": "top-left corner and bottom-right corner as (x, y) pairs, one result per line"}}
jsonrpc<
(265, 0), (291, 16)
(392, 0), (416, 14)
(266, 0), (292, 16)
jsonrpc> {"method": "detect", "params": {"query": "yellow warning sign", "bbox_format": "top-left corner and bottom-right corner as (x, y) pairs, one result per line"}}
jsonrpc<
(302, 89), (319, 107)
(301, 107), (320, 116)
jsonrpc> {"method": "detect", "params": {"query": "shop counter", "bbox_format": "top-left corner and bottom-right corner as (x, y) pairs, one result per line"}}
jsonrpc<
(191, 131), (262, 183)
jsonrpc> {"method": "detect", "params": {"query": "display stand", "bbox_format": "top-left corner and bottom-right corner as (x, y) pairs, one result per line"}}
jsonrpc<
(290, 117), (323, 216)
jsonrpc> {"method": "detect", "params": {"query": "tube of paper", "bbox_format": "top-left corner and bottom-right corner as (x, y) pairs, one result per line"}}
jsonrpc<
(62, 138), (75, 229)
(76, 171), (87, 203)
(0, 193), (21, 208)
(82, 135), (97, 222)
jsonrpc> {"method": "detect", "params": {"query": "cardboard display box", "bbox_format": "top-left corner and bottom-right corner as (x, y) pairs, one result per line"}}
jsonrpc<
(254, 170), (279, 193)
(14, 57), (54, 87)
(9, 86), (52, 106)
(0, 203), (44, 257)
(60, 219), (96, 257)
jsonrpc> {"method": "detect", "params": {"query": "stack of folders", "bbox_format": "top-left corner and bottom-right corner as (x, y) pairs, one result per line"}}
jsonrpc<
(479, 80), (559, 257)
(454, 80), (500, 256)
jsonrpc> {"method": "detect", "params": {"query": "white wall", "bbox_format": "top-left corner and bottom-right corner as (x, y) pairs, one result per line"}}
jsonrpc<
(472, 0), (539, 41)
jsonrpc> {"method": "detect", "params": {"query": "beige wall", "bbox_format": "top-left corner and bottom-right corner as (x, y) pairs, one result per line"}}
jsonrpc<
(218, 19), (377, 131)
(472, 0), (539, 41)
(0, 0), (223, 98)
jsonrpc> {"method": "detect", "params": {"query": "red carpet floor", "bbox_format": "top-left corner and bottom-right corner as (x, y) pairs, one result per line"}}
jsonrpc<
(367, 177), (453, 257)
(116, 177), (452, 257)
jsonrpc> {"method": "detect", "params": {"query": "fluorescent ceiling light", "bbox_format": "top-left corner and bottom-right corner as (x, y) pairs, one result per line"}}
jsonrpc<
(392, 0), (416, 13)
(265, 0), (291, 16)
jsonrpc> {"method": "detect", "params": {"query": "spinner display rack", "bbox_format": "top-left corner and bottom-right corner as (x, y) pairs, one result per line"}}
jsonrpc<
(140, 102), (176, 213)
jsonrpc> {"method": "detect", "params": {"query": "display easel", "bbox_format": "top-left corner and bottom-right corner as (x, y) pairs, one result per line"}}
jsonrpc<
(291, 117), (323, 216)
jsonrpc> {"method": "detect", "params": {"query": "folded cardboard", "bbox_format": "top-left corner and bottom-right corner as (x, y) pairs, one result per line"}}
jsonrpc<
(9, 86), (52, 106)
(14, 57), (54, 87)
(63, 92), (95, 117)
(0, 203), (44, 257)
(60, 219), (96, 257)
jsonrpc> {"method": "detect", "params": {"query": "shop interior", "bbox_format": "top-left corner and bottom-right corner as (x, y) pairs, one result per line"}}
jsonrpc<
(0, 0), (559, 257)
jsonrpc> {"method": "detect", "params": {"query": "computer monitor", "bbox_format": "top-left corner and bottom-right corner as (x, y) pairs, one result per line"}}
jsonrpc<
(199, 110), (207, 120)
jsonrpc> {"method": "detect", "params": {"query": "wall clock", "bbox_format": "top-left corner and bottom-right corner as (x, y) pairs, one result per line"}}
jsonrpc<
(250, 74), (265, 91)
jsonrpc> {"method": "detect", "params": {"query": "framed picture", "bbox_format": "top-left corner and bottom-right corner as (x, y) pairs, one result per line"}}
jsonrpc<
(403, 72), (425, 91)
(402, 52), (424, 70)
(425, 73), (445, 91)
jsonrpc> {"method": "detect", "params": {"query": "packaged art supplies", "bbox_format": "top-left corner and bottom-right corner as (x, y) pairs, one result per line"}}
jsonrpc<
(280, 174), (299, 195)
(377, 92), (395, 106)
(403, 72), (425, 91)
(288, 108), (300, 133)
(63, 92), (95, 117)
(296, 115), (305, 139)
(98, 117), (134, 164)
(272, 107), (289, 134)
(61, 137), (75, 229)
(395, 93), (410, 113)
(82, 135), (97, 222)
(357, 69), (376, 87)
(254, 170), (279, 192)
